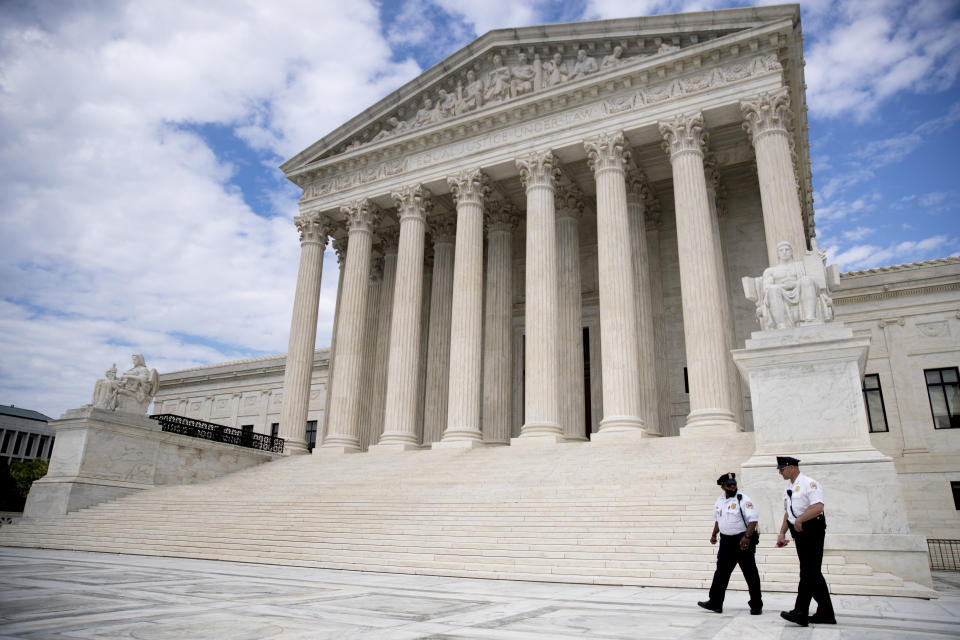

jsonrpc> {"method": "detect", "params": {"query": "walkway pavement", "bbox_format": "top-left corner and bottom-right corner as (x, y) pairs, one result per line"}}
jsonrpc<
(0, 548), (958, 639)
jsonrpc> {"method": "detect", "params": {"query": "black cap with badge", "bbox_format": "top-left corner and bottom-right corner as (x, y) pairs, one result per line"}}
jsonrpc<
(717, 472), (737, 486)
(776, 456), (801, 470)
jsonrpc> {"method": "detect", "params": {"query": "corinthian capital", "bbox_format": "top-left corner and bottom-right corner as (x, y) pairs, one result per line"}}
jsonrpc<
(740, 87), (792, 143)
(516, 150), (560, 190)
(625, 165), (650, 203)
(428, 213), (457, 245)
(555, 179), (585, 221)
(376, 226), (400, 255)
(485, 206), (519, 233)
(584, 131), (630, 175)
(332, 236), (347, 265)
(340, 199), (382, 234)
(446, 169), (490, 206)
(391, 184), (433, 222)
(659, 112), (708, 162)
(293, 210), (334, 245)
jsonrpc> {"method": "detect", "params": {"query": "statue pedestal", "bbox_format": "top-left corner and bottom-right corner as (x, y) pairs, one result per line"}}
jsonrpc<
(732, 323), (932, 587)
(24, 407), (278, 518)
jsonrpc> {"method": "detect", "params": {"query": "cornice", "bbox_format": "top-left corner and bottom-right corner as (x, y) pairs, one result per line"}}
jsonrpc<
(840, 256), (960, 277)
(281, 6), (798, 176)
(833, 282), (960, 306)
(286, 23), (793, 193)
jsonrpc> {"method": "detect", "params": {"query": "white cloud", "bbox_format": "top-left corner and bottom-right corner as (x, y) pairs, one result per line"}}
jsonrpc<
(0, 0), (415, 416)
(826, 234), (958, 271)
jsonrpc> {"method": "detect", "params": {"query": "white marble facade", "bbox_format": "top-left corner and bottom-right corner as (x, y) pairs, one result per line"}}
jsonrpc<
(153, 6), (960, 535)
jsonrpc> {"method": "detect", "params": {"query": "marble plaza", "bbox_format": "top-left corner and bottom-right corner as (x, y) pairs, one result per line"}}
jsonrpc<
(1, 548), (959, 639)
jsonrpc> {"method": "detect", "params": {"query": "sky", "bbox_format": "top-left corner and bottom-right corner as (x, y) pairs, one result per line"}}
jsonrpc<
(1, 0), (958, 418)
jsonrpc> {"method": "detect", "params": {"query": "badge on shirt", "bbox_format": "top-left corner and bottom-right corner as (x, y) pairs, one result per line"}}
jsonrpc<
(729, 503), (737, 510)
(810, 481), (817, 489)
(795, 484), (801, 491)
(745, 502), (753, 508)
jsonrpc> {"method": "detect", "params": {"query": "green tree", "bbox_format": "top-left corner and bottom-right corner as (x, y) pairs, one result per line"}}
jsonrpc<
(9, 459), (48, 500)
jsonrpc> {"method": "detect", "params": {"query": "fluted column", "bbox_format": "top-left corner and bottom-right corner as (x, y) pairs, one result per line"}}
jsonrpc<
(415, 256), (432, 443)
(555, 183), (586, 441)
(704, 156), (743, 426)
(320, 237), (346, 443)
(585, 131), (646, 438)
(356, 257), (382, 451)
(741, 88), (807, 265)
(376, 185), (432, 450)
(626, 168), (661, 436)
(369, 229), (398, 445)
(515, 151), (563, 441)
(422, 216), (456, 445)
(482, 203), (517, 444)
(323, 200), (380, 451)
(278, 210), (332, 454)
(659, 113), (739, 435)
(437, 170), (488, 447)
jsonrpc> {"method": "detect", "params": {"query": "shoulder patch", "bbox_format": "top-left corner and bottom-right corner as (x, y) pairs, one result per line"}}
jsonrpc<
(745, 502), (753, 509)
(810, 481), (817, 489)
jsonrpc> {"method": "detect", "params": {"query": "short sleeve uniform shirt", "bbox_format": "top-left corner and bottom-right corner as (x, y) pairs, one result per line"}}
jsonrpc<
(714, 492), (759, 535)
(783, 472), (824, 524)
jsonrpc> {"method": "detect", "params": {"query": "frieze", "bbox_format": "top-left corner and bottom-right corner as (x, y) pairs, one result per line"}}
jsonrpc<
(301, 53), (781, 201)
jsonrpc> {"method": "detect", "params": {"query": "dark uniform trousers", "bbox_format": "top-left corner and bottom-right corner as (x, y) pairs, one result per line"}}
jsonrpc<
(787, 515), (834, 616)
(708, 533), (762, 609)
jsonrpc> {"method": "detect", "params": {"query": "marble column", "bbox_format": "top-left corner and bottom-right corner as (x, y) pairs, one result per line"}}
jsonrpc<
(356, 257), (383, 451)
(741, 88), (807, 266)
(377, 185), (432, 450)
(626, 168), (661, 436)
(515, 150), (562, 441)
(320, 237), (346, 443)
(555, 182), (587, 441)
(369, 229), (398, 445)
(659, 113), (739, 435)
(415, 257), (433, 444)
(422, 215), (456, 445)
(323, 199), (380, 451)
(584, 131), (646, 438)
(644, 205), (673, 435)
(278, 210), (331, 454)
(482, 203), (517, 444)
(438, 170), (488, 447)
(704, 156), (743, 427)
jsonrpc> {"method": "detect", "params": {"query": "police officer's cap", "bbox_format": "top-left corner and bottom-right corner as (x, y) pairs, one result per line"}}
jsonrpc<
(717, 472), (737, 486)
(776, 456), (801, 469)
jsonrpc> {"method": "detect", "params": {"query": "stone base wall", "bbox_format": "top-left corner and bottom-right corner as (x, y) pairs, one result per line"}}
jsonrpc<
(24, 407), (280, 518)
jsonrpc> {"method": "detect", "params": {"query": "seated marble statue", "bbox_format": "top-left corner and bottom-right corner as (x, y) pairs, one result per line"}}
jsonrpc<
(92, 354), (159, 414)
(743, 241), (835, 330)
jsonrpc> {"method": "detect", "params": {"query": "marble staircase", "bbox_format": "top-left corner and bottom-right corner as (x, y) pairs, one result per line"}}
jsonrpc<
(0, 433), (933, 597)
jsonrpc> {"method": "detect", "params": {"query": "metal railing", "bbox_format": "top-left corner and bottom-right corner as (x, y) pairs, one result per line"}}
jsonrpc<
(149, 414), (284, 454)
(927, 539), (960, 571)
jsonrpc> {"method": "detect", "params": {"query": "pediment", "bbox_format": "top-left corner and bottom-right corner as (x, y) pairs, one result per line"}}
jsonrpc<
(280, 5), (800, 179)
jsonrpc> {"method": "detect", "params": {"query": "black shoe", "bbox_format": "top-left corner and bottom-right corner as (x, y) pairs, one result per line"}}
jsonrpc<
(780, 610), (808, 626)
(698, 601), (722, 613)
(809, 612), (837, 624)
(750, 607), (762, 615)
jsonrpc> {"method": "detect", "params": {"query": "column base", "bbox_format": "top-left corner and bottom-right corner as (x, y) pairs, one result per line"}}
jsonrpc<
(680, 409), (740, 437)
(368, 442), (422, 453)
(591, 428), (649, 444)
(283, 441), (311, 455)
(510, 434), (564, 447)
(432, 439), (486, 450)
(315, 444), (360, 455)
(598, 415), (646, 431)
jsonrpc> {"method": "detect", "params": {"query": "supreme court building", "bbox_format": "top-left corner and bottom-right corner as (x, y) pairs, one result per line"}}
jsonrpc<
(154, 5), (960, 539)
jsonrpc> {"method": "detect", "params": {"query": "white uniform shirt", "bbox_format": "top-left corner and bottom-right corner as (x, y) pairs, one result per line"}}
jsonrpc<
(714, 492), (759, 535)
(783, 472), (824, 524)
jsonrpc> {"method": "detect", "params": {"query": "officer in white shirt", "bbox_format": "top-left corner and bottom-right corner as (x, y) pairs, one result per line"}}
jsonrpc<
(776, 456), (836, 626)
(697, 472), (762, 615)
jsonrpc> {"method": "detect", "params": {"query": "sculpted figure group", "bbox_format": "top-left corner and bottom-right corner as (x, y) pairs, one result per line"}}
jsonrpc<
(91, 354), (160, 415)
(355, 43), (675, 148)
(743, 241), (835, 330)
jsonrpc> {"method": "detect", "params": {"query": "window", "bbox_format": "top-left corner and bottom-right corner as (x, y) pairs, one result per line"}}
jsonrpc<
(0, 431), (11, 454)
(925, 367), (960, 429)
(13, 433), (24, 457)
(270, 423), (279, 439)
(37, 436), (49, 459)
(25, 434), (37, 458)
(305, 420), (317, 452)
(862, 374), (888, 433)
(952, 482), (960, 510)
